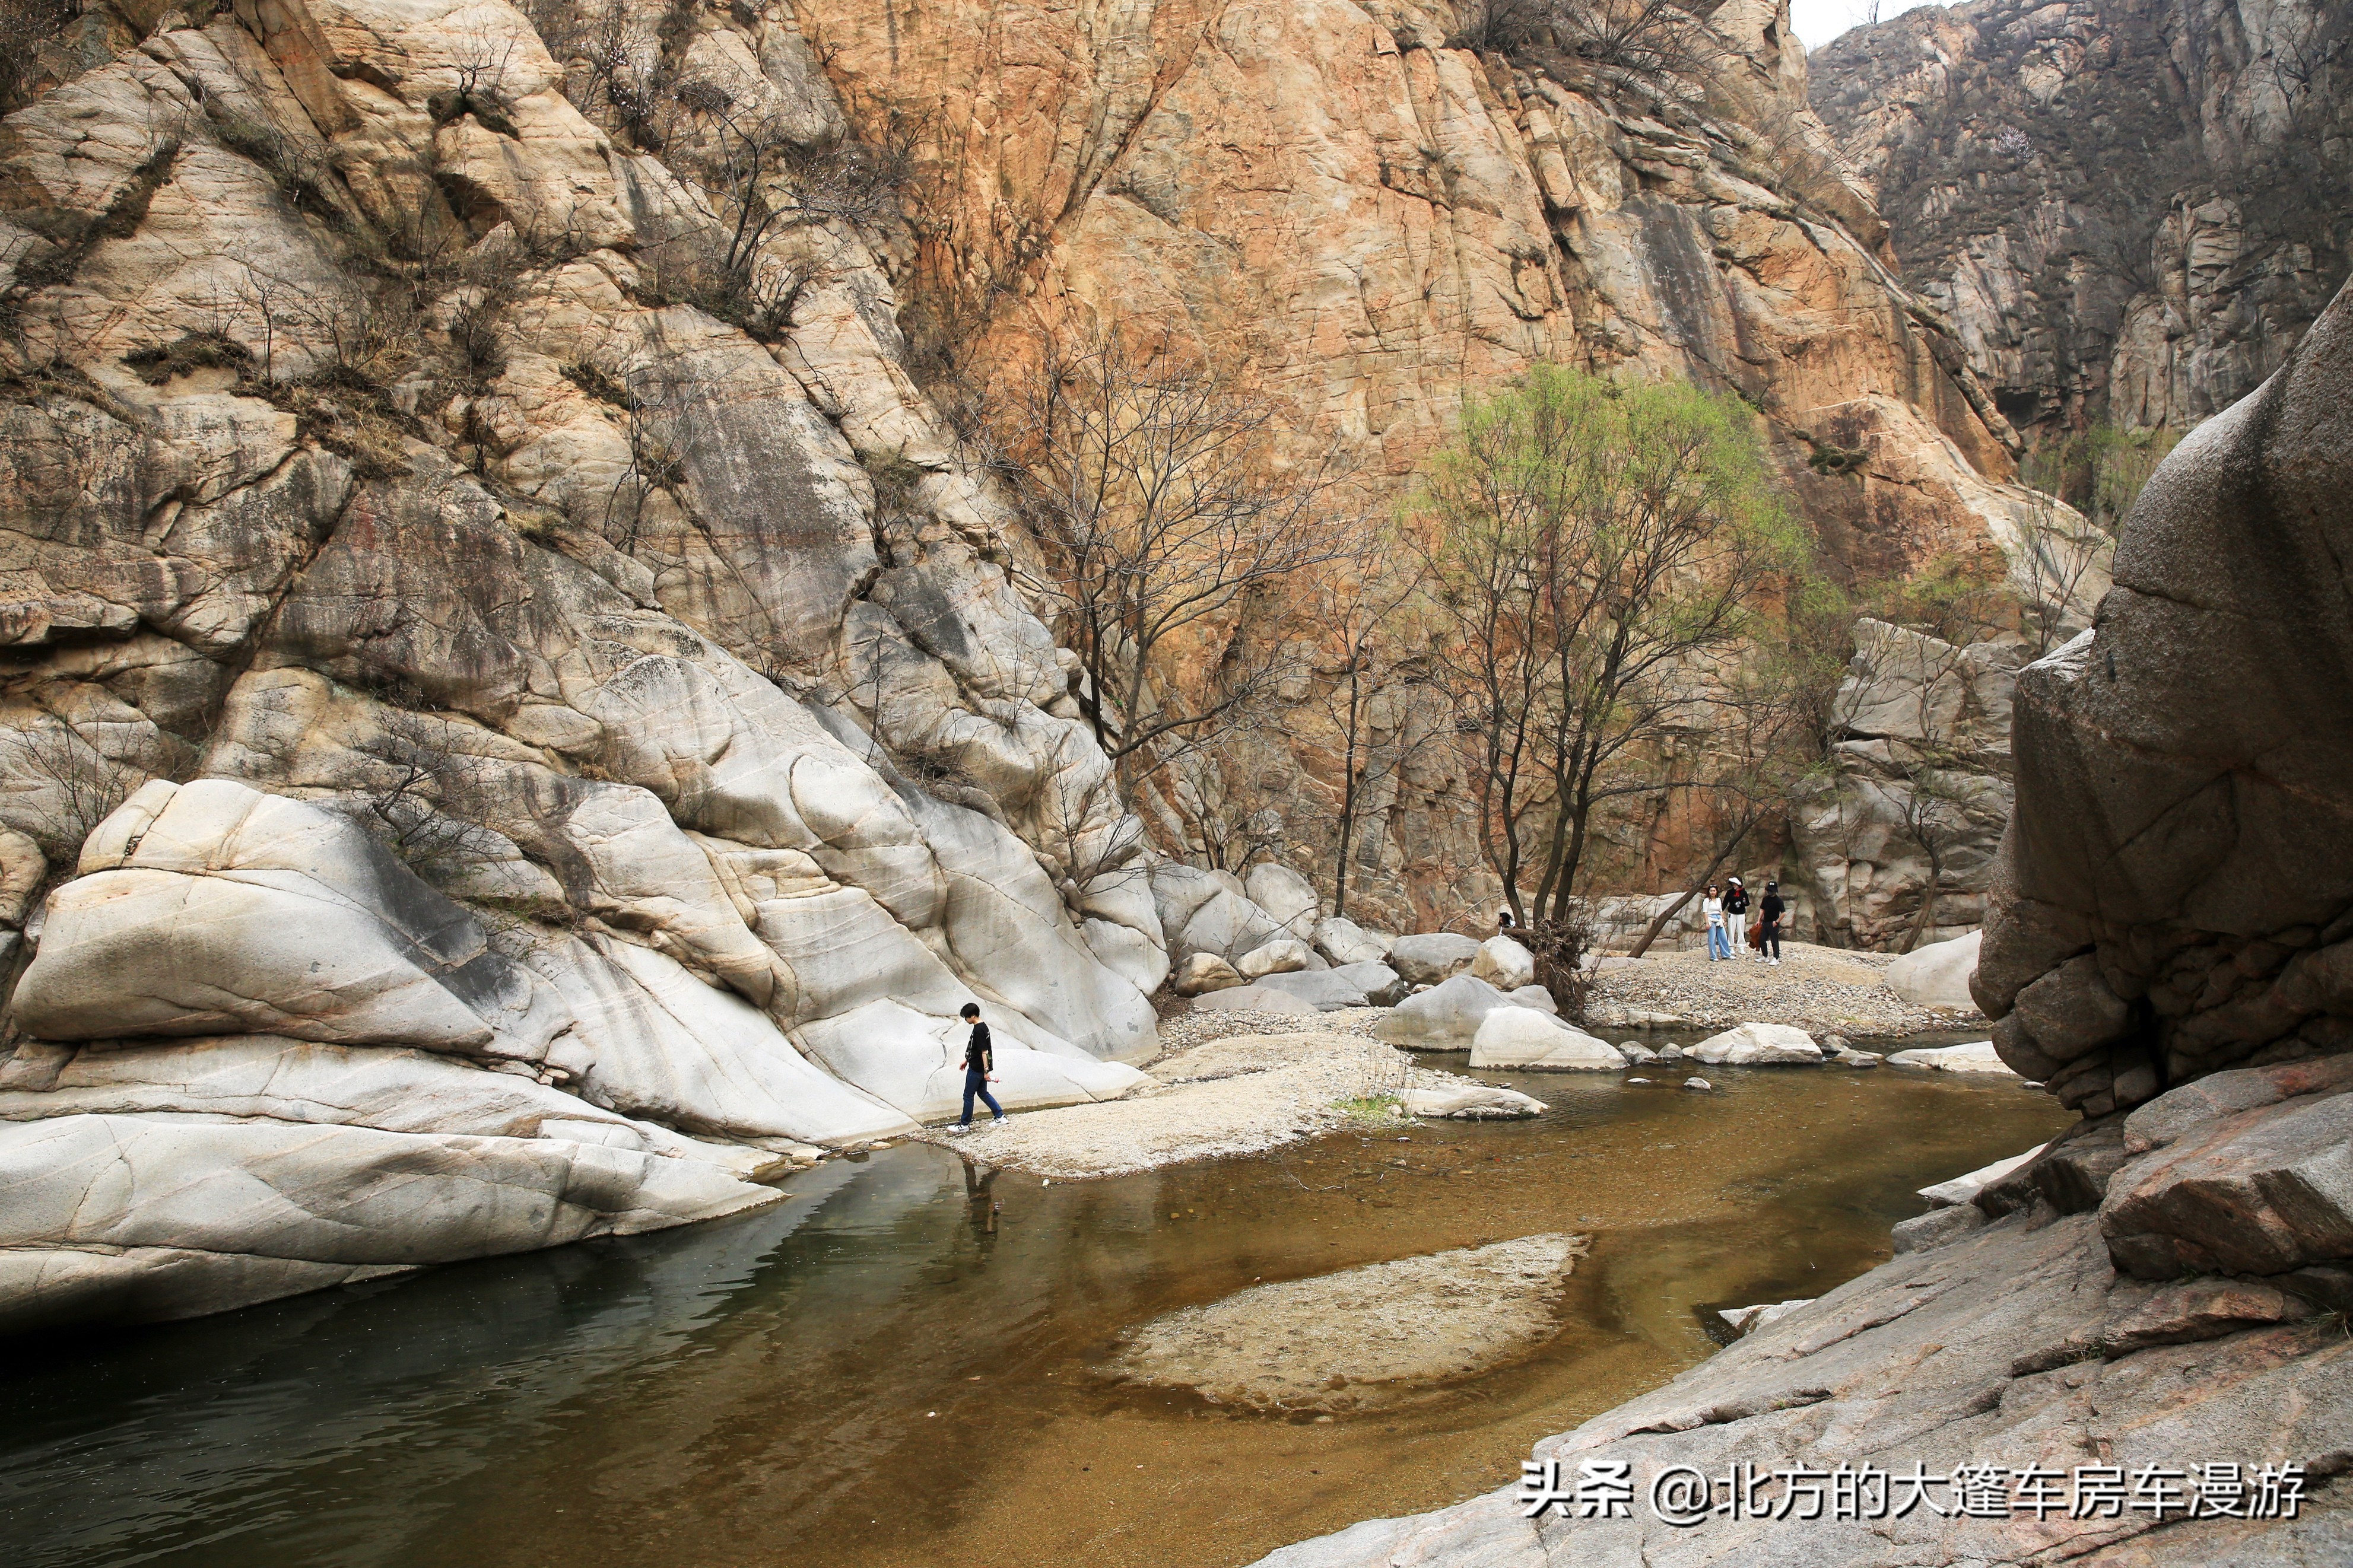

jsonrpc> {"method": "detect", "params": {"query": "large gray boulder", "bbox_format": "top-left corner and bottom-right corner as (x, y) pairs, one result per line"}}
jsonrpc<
(1236, 937), (1312, 979)
(1387, 933), (1484, 985)
(1688, 1022), (1824, 1065)
(1244, 863), (1321, 939)
(1311, 915), (1392, 966)
(1882, 929), (1982, 1010)
(1374, 974), (1518, 1049)
(1469, 934), (1537, 991)
(2099, 1056), (2353, 1281)
(1977, 277), (2353, 1113)
(1151, 863), (1288, 964)
(1256, 962), (1404, 1010)
(1884, 1039), (2016, 1075)
(1187, 984), (1319, 1016)
(1173, 952), (1246, 995)
(1466, 1009), (1623, 1070)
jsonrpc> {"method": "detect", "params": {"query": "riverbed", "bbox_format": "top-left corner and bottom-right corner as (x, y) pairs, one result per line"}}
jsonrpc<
(1, 1050), (2066, 1568)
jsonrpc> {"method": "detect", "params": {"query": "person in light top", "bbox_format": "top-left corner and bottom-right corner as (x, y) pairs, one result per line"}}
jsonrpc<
(1701, 884), (1730, 962)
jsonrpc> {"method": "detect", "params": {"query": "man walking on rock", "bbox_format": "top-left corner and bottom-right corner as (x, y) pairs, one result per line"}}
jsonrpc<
(951, 1001), (1008, 1132)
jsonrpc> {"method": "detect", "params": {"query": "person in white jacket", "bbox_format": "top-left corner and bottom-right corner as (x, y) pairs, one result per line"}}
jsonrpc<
(1701, 884), (1729, 961)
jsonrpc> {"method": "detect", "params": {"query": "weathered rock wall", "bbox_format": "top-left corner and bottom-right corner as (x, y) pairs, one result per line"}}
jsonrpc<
(0, 0), (1164, 1330)
(788, 0), (2103, 925)
(1812, 0), (2352, 443)
(1976, 274), (2353, 1115)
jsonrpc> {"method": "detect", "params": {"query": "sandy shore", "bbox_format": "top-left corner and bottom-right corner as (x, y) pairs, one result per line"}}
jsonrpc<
(1106, 1234), (1589, 1412)
(1588, 939), (1978, 1036)
(909, 1019), (1476, 1179)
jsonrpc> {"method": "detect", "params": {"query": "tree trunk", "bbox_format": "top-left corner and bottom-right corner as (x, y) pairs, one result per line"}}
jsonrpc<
(1628, 816), (1754, 958)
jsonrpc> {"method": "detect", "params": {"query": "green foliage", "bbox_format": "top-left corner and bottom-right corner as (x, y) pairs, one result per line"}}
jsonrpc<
(1414, 364), (1804, 921)
(1332, 1094), (1406, 1125)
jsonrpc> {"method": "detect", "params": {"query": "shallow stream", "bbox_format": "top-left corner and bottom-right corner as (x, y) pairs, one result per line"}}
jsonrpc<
(2, 1044), (2067, 1568)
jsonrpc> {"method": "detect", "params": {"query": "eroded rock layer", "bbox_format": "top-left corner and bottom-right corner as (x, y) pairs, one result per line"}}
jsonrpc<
(0, 0), (1163, 1330)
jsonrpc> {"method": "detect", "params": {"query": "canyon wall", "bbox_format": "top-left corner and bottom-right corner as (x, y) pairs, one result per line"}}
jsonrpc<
(786, 0), (2107, 927)
(1812, 0), (2352, 446)
(0, 0), (2129, 1328)
(0, 0), (1165, 1331)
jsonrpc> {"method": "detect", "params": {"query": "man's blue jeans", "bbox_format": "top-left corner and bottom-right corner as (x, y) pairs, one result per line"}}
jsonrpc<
(961, 1068), (1004, 1124)
(1707, 923), (1732, 960)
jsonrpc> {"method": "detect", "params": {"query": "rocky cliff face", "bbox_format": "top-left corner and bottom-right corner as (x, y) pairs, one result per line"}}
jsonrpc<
(0, 0), (1166, 1331)
(788, 0), (2105, 923)
(1247, 270), (2353, 1568)
(1811, 0), (2352, 445)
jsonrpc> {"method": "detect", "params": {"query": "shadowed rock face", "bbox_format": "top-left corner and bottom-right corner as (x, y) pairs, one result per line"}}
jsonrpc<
(1977, 276), (2353, 1116)
(1812, 0), (2351, 441)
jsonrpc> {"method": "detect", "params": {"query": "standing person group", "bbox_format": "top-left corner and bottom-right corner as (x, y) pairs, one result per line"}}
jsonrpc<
(1698, 876), (1786, 963)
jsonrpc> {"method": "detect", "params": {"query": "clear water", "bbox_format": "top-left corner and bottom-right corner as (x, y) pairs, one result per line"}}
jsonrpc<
(0, 1052), (2066, 1568)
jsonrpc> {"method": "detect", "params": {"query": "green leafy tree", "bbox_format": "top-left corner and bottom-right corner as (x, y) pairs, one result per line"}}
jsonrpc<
(1412, 365), (1802, 928)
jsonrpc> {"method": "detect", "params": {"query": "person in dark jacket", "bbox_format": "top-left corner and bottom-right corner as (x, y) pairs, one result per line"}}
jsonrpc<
(951, 1002), (1007, 1131)
(1758, 882), (1786, 965)
(1723, 877), (1750, 960)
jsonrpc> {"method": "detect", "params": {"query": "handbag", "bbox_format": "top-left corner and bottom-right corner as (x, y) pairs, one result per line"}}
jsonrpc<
(1747, 918), (1764, 949)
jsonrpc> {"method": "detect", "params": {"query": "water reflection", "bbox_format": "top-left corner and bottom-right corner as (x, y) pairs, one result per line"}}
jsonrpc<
(2, 1060), (2067, 1568)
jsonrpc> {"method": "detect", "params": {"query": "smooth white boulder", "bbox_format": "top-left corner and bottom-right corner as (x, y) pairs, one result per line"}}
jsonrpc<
(1470, 934), (1536, 991)
(1312, 915), (1391, 966)
(1237, 937), (1312, 979)
(1884, 930), (1983, 1011)
(0, 1111), (778, 1335)
(1885, 1039), (2018, 1075)
(1468, 1009), (1625, 1070)
(1174, 952), (1245, 995)
(1333, 962), (1408, 1006)
(542, 936), (916, 1145)
(1244, 863), (1320, 939)
(1401, 1084), (1548, 1119)
(0, 1032), (774, 1174)
(1387, 933), (1484, 985)
(1373, 973), (1516, 1049)
(1187, 984), (1319, 1015)
(1150, 863), (1285, 963)
(1918, 1143), (2047, 1207)
(1255, 962), (1403, 1010)
(15, 780), (559, 1055)
(1689, 1022), (1824, 1065)
(1510, 984), (1558, 1014)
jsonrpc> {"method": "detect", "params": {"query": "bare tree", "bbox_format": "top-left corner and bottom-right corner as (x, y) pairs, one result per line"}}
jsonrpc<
(5, 718), (141, 861)
(1414, 364), (1798, 929)
(1307, 549), (1433, 919)
(348, 703), (505, 883)
(997, 326), (1363, 796)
